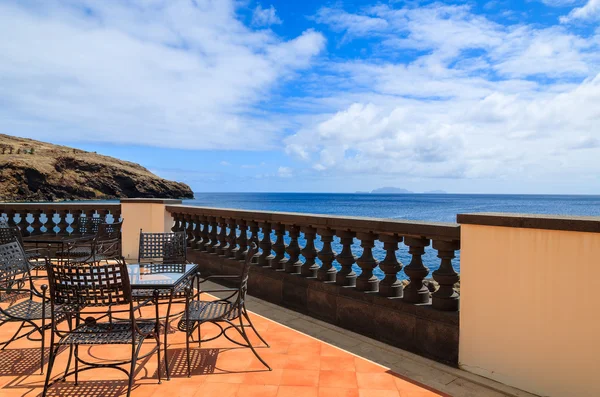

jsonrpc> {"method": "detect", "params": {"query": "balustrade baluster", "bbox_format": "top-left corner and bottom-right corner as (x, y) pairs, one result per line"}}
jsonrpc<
(4, 210), (16, 227)
(235, 220), (248, 260)
(171, 212), (180, 232)
(195, 216), (209, 251)
(378, 234), (403, 298)
(432, 240), (460, 311)
(185, 214), (195, 247)
(356, 232), (380, 292)
(226, 218), (237, 258)
(270, 223), (287, 270)
(205, 217), (218, 253)
(403, 237), (431, 304)
(30, 210), (43, 236)
(248, 221), (260, 264)
(284, 225), (302, 274)
(301, 226), (319, 278)
(335, 231), (357, 287)
(54, 209), (68, 235)
(98, 209), (110, 223)
(258, 222), (274, 266)
(317, 228), (337, 282)
(215, 217), (228, 255)
(192, 215), (202, 250)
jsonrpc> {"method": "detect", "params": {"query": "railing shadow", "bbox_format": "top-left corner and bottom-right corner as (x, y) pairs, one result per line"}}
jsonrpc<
(147, 347), (219, 378)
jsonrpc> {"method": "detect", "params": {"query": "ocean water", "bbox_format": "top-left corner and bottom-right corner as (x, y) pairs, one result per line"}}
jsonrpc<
(184, 193), (600, 279)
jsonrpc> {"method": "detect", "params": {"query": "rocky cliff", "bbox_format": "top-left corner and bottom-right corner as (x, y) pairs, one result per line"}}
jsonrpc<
(0, 134), (194, 201)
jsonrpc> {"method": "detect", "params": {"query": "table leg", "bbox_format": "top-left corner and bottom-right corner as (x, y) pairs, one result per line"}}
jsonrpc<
(164, 293), (174, 381)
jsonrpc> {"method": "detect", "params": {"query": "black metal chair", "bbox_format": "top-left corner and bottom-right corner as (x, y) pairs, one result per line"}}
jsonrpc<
(0, 222), (47, 273)
(42, 261), (162, 397)
(179, 242), (270, 376)
(138, 231), (187, 264)
(0, 241), (52, 374)
(60, 220), (124, 265)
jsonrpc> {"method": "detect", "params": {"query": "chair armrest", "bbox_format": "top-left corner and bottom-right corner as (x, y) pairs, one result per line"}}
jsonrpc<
(199, 275), (240, 283)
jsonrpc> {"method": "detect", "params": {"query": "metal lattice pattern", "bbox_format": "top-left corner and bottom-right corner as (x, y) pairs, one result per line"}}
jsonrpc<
(0, 299), (51, 321)
(0, 242), (30, 284)
(47, 262), (131, 307)
(58, 322), (156, 345)
(138, 231), (187, 263)
(75, 217), (103, 235)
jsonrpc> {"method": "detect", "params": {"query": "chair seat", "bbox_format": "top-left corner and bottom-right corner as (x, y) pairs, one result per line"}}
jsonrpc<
(58, 322), (156, 345)
(0, 299), (51, 321)
(56, 247), (92, 258)
(178, 300), (240, 331)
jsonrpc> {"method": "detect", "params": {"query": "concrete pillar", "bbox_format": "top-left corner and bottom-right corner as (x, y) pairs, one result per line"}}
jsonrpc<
(120, 198), (182, 261)
(458, 213), (600, 397)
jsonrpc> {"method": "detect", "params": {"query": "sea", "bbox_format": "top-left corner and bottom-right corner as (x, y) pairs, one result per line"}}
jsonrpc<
(182, 193), (600, 279)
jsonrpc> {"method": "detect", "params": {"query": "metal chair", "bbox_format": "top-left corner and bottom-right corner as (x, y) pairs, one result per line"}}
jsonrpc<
(0, 222), (47, 273)
(60, 220), (124, 265)
(138, 230), (187, 264)
(0, 241), (52, 374)
(42, 261), (161, 397)
(179, 241), (271, 376)
(135, 230), (189, 380)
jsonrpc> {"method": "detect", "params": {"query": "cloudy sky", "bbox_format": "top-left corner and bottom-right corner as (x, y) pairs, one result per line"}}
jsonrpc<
(1, 0), (599, 194)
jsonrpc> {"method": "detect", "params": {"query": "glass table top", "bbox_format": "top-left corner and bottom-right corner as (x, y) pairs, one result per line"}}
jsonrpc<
(127, 263), (198, 289)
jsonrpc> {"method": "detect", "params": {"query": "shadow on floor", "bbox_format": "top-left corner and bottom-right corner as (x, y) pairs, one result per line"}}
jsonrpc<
(0, 347), (49, 376)
(36, 380), (132, 397)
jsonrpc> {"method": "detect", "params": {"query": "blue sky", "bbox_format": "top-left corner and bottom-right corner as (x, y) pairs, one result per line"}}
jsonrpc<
(1, 0), (600, 194)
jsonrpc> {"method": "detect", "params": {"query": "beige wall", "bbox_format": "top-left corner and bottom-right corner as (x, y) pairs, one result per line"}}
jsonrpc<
(460, 224), (600, 397)
(120, 202), (173, 260)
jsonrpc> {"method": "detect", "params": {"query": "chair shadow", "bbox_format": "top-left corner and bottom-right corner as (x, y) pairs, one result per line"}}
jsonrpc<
(36, 380), (132, 397)
(0, 347), (51, 376)
(148, 347), (220, 378)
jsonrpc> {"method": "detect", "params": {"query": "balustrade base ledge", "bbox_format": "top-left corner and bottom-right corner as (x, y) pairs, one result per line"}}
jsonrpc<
(188, 249), (459, 366)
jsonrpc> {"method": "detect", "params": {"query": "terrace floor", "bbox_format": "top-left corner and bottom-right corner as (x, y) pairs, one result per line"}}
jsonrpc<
(0, 284), (535, 397)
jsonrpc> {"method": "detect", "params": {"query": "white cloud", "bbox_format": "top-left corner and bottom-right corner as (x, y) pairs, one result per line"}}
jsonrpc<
(252, 4), (282, 27)
(277, 166), (293, 178)
(284, 4), (600, 184)
(220, 161), (231, 166)
(0, 0), (324, 150)
(561, 0), (600, 22)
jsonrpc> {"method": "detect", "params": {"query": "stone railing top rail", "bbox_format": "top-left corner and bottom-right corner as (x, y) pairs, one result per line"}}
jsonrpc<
(458, 212), (600, 233)
(0, 203), (121, 211)
(166, 204), (460, 241)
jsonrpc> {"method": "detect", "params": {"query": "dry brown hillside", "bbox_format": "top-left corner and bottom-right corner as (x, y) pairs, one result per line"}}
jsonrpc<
(0, 134), (193, 201)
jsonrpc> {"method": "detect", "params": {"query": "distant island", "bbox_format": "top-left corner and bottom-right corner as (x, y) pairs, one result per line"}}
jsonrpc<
(0, 134), (193, 201)
(356, 187), (448, 194)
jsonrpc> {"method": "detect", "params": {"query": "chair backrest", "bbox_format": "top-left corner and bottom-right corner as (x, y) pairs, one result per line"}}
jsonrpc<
(46, 261), (132, 307)
(74, 216), (103, 236)
(138, 231), (187, 264)
(95, 220), (123, 261)
(237, 240), (258, 306)
(0, 224), (19, 246)
(0, 241), (30, 287)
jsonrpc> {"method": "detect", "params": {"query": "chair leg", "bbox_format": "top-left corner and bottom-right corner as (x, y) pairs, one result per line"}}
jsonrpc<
(164, 295), (174, 381)
(197, 323), (201, 347)
(185, 328), (191, 378)
(156, 334), (162, 385)
(40, 322), (45, 374)
(228, 318), (271, 371)
(74, 345), (79, 385)
(126, 343), (139, 397)
(42, 344), (60, 397)
(242, 308), (269, 347)
(62, 344), (74, 382)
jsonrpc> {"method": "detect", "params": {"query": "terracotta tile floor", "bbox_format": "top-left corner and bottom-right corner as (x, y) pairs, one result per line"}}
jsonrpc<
(0, 301), (447, 397)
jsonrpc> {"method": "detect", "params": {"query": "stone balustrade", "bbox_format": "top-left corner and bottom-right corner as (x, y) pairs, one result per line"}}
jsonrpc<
(167, 205), (461, 311)
(0, 203), (122, 236)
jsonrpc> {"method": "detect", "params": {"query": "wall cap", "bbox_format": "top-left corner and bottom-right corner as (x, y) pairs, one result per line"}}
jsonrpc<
(121, 198), (182, 204)
(457, 212), (600, 233)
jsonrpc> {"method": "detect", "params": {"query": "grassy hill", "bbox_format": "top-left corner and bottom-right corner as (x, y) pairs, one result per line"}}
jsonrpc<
(0, 134), (193, 201)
